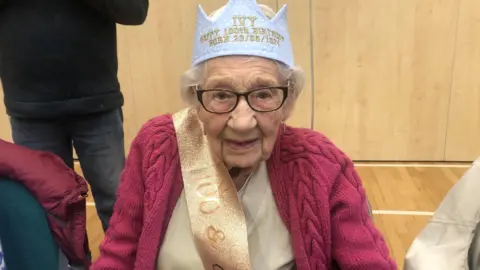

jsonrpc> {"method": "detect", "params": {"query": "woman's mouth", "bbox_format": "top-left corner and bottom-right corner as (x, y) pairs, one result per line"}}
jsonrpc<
(225, 139), (259, 150)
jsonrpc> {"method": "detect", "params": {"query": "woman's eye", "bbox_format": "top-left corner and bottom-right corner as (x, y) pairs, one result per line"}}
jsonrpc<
(213, 92), (231, 100)
(255, 91), (273, 99)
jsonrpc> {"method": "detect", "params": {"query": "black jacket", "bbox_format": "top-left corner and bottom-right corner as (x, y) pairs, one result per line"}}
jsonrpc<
(0, 0), (148, 119)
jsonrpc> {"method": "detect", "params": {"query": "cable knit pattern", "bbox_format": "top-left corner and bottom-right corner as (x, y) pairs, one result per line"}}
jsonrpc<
(91, 114), (397, 270)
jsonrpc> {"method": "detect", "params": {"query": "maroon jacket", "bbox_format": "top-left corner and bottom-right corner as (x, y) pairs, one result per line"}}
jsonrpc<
(0, 139), (90, 268)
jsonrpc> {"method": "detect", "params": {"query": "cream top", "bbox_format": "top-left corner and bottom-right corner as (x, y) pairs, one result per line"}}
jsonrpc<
(156, 162), (295, 270)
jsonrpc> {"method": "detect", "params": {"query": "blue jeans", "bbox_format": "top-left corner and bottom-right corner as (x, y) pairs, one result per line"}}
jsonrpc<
(9, 108), (125, 232)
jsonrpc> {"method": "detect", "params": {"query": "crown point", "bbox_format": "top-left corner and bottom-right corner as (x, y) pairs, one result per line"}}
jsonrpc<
(191, 0), (294, 67)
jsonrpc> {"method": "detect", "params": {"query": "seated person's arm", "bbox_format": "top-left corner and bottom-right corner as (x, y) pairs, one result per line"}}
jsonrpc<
(90, 135), (147, 269)
(84, 0), (148, 25)
(404, 158), (480, 270)
(330, 159), (397, 269)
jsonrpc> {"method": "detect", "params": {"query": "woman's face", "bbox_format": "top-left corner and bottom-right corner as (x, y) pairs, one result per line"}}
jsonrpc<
(196, 56), (290, 170)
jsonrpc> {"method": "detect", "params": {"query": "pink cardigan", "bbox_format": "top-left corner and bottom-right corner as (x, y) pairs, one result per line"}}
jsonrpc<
(91, 114), (397, 270)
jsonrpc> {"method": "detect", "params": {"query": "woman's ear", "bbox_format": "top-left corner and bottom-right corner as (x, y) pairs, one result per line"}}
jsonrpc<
(183, 85), (199, 106)
(195, 104), (203, 115)
(282, 103), (294, 122)
(281, 87), (296, 121)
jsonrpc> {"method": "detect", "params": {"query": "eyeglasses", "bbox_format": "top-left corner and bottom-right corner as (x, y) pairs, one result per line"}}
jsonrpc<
(194, 85), (289, 114)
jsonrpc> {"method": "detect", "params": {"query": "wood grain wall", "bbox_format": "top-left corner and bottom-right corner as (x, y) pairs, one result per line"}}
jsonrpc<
(0, 0), (479, 162)
(0, 87), (9, 142)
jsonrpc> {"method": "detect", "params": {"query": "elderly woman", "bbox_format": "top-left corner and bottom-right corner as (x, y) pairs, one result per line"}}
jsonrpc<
(91, 0), (396, 269)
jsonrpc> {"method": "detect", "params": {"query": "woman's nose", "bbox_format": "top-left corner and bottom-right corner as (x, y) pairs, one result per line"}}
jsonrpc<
(228, 99), (256, 131)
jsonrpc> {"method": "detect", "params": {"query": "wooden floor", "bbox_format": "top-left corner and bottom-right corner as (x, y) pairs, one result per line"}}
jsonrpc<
(75, 162), (470, 269)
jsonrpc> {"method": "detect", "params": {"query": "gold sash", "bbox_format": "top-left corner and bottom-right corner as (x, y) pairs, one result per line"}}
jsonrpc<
(172, 107), (252, 270)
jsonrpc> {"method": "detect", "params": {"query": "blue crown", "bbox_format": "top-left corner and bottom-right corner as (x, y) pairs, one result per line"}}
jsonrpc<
(191, 0), (294, 67)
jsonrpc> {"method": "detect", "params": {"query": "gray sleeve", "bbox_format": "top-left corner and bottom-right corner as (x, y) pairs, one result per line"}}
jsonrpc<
(404, 159), (480, 270)
(469, 224), (480, 270)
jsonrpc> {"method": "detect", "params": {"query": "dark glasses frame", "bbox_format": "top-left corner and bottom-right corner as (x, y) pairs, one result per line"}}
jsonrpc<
(194, 84), (290, 114)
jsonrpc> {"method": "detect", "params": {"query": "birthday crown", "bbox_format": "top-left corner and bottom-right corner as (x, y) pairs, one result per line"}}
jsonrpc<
(191, 0), (294, 67)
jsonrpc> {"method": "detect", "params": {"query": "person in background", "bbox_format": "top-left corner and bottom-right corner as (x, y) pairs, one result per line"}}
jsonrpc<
(404, 157), (480, 270)
(91, 0), (397, 269)
(0, 0), (148, 233)
(0, 139), (90, 269)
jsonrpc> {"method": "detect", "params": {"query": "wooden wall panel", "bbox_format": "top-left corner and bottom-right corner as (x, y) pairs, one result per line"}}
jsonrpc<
(311, 0), (459, 161)
(115, 0), (195, 153)
(3, 0), (479, 162)
(278, 0), (312, 129)
(444, 0), (480, 161)
(0, 83), (11, 142)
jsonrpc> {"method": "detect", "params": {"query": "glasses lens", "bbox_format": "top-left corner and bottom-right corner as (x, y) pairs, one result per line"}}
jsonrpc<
(248, 88), (285, 111)
(202, 90), (238, 113)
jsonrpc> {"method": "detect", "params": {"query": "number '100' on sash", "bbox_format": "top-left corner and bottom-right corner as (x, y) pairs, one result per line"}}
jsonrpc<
(172, 107), (252, 270)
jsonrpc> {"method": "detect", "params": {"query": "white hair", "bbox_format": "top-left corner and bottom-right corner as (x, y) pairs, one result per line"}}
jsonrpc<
(180, 4), (305, 108)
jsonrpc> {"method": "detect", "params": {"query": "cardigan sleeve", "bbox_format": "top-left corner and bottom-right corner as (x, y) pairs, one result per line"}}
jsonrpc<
(90, 132), (147, 269)
(84, 0), (148, 25)
(329, 159), (398, 269)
